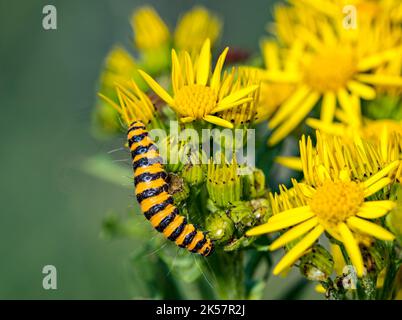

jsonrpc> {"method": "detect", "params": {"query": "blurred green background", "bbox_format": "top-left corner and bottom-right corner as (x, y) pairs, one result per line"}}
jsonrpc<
(0, 0), (319, 299)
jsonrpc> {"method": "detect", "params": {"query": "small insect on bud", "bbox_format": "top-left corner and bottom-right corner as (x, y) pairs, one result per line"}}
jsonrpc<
(205, 211), (235, 244)
(242, 168), (267, 199)
(167, 173), (190, 203)
(250, 198), (272, 223)
(362, 242), (387, 275)
(182, 163), (206, 186)
(299, 244), (334, 281)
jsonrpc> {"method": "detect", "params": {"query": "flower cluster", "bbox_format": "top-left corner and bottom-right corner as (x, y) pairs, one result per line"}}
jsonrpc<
(90, 2), (402, 300)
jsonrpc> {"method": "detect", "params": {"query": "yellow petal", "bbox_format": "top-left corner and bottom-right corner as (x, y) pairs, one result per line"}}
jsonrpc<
(347, 216), (395, 241)
(356, 74), (402, 86)
(180, 116), (195, 123)
(196, 38), (211, 86)
(138, 70), (175, 106)
(363, 160), (400, 189)
(268, 91), (320, 146)
(215, 85), (259, 111)
(347, 81), (376, 100)
(212, 97), (253, 113)
(246, 209), (315, 236)
(203, 115), (233, 128)
(268, 206), (311, 223)
(320, 91), (336, 123)
(183, 51), (194, 85)
(357, 201), (396, 219)
(338, 223), (364, 277)
(272, 225), (324, 275)
(364, 177), (392, 198)
(357, 49), (402, 71)
(171, 49), (184, 93)
(263, 70), (300, 83)
(306, 118), (345, 136)
(269, 217), (318, 251)
(275, 156), (303, 171)
(269, 85), (311, 129)
(210, 47), (229, 91)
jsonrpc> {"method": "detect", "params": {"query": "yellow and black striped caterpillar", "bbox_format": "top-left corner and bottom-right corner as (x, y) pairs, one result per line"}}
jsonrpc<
(128, 121), (214, 256)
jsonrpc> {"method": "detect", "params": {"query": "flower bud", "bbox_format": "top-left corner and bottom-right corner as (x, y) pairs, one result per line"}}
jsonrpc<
(250, 198), (272, 223)
(205, 211), (235, 244)
(242, 168), (267, 199)
(206, 160), (242, 207)
(227, 201), (254, 229)
(299, 244), (334, 281)
(182, 164), (206, 186)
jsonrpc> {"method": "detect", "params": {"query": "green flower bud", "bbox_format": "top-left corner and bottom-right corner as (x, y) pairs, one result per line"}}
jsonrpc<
(206, 160), (242, 207)
(242, 168), (267, 199)
(205, 211), (235, 244)
(299, 244), (334, 281)
(182, 164), (205, 186)
(250, 198), (272, 224)
(167, 173), (189, 203)
(227, 201), (254, 230)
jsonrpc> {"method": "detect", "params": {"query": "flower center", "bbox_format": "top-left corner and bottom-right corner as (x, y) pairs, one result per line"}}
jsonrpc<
(302, 48), (356, 92)
(309, 181), (364, 228)
(175, 85), (217, 118)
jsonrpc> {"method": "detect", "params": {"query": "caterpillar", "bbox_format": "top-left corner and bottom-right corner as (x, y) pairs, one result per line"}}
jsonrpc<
(128, 120), (214, 256)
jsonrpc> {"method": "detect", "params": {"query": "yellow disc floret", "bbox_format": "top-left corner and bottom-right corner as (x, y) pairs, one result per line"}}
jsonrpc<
(174, 85), (217, 118)
(303, 48), (357, 92)
(310, 181), (364, 228)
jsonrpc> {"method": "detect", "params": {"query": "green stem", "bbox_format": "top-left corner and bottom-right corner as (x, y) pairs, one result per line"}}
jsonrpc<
(208, 251), (245, 300)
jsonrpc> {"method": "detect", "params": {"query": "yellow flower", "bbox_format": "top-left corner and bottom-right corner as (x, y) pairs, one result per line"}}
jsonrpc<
(239, 42), (294, 124)
(174, 6), (222, 54)
(131, 6), (170, 51)
(248, 132), (400, 277)
(217, 68), (260, 126)
(247, 171), (396, 277)
(99, 46), (139, 93)
(265, 3), (402, 146)
(302, 120), (402, 183)
(98, 80), (156, 126)
(138, 39), (259, 129)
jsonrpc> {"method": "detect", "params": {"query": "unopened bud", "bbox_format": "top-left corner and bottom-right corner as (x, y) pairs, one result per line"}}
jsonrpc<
(182, 163), (205, 186)
(207, 160), (242, 207)
(205, 211), (235, 244)
(242, 168), (266, 199)
(299, 244), (334, 281)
